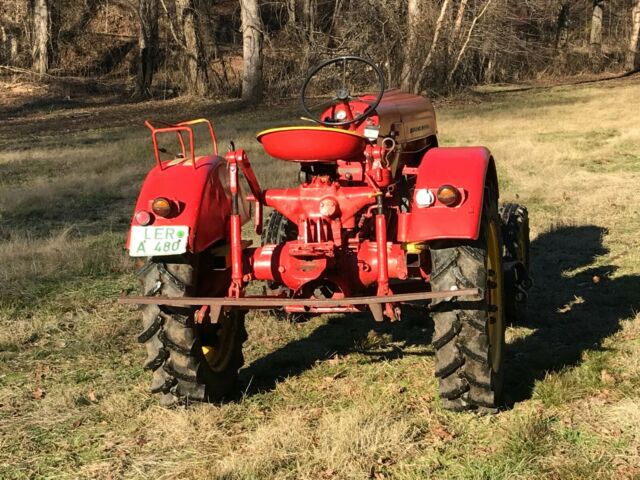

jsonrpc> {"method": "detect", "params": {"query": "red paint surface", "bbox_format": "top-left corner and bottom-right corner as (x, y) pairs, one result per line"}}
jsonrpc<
(399, 147), (493, 242)
(252, 240), (407, 292)
(126, 156), (231, 253)
(257, 127), (366, 162)
(264, 176), (376, 229)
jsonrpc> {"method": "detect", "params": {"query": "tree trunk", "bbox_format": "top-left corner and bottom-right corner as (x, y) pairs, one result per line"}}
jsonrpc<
(135, 0), (159, 98)
(555, 2), (570, 50)
(29, 0), (49, 74)
(287, 0), (296, 25)
(302, 0), (315, 38)
(49, 0), (60, 66)
(400, 0), (421, 92)
(589, 0), (605, 57)
(447, 0), (492, 82)
(197, 2), (227, 92)
(9, 33), (18, 65)
(449, 0), (468, 53)
(626, 0), (640, 70)
(484, 51), (496, 83)
(413, 0), (451, 94)
(175, 0), (209, 96)
(240, 0), (263, 103)
(0, 27), (6, 64)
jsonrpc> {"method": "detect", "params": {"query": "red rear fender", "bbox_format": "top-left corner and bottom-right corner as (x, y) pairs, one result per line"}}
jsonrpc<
(398, 147), (498, 242)
(126, 156), (232, 253)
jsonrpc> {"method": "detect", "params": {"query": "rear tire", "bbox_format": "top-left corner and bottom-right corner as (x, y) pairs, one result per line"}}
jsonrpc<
(430, 182), (506, 411)
(137, 256), (247, 406)
(500, 203), (530, 324)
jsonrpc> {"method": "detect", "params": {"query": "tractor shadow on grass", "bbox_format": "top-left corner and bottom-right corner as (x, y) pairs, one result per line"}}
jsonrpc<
(240, 224), (640, 404)
(239, 306), (435, 396)
(504, 224), (640, 406)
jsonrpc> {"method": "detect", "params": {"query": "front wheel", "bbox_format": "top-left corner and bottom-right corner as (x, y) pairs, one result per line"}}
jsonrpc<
(429, 182), (506, 411)
(137, 255), (247, 405)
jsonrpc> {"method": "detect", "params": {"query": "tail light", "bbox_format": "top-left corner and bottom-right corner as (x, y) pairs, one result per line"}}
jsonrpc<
(135, 210), (152, 225)
(151, 197), (173, 217)
(437, 185), (461, 207)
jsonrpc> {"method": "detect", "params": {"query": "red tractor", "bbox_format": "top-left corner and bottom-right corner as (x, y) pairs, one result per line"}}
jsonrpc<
(121, 57), (531, 411)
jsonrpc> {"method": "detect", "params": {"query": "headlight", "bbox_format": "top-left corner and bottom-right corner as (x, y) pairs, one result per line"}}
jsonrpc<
(415, 188), (435, 208)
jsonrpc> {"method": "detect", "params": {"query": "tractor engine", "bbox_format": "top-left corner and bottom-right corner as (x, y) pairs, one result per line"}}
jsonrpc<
(252, 163), (410, 299)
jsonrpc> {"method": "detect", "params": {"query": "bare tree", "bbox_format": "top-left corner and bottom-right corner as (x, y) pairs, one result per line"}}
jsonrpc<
(1, 26), (19, 66)
(29, 0), (50, 73)
(413, 0), (451, 94)
(287, 0), (296, 25)
(240, 0), (263, 103)
(447, 0), (493, 81)
(449, 0), (469, 53)
(4, 0), (639, 101)
(302, 0), (316, 38)
(159, 0), (216, 96)
(400, 0), (422, 92)
(589, 0), (605, 58)
(555, 2), (571, 50)
(175, 0), (209, 96)
(626, 0), (640, 70)
(135, 0), (159, 97)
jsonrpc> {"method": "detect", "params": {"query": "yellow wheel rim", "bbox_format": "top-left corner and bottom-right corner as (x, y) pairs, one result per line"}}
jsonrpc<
(487, 220), (505, 373)
(201, 314), (238, 373)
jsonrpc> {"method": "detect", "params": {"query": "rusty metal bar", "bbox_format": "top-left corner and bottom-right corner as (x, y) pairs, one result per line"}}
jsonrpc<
(118, 287), (481, 308)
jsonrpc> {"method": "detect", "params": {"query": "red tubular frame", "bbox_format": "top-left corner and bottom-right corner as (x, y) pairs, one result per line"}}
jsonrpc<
(227, 149), (264, 235)
(224, 149), (264, 297)
(145, 119), (218, 171)
(226, 157), (243, 297)
(375, 212), (390, 295)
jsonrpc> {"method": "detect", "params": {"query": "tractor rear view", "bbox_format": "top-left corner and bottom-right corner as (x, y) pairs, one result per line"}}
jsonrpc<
(120, 57), (531, 411)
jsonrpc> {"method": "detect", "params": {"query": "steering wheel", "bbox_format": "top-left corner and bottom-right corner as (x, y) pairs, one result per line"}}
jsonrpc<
(301, 56), (385, 127)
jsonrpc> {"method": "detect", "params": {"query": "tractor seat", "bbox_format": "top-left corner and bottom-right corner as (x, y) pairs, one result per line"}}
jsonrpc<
(256, 126), (367, 163)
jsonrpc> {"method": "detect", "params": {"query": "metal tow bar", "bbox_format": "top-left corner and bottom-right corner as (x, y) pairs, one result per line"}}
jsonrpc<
(118, 288), (482, 322)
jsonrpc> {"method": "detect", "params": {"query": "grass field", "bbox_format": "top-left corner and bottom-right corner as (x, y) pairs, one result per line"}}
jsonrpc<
(1, 75), (639, 479)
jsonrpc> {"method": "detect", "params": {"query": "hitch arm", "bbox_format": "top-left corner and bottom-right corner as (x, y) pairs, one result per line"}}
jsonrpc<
(226, 149), (264, 235)
(224, 148), (265, 297)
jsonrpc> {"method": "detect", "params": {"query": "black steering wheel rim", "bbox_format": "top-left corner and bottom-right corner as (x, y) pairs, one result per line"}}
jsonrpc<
(301, 56), (385, 127)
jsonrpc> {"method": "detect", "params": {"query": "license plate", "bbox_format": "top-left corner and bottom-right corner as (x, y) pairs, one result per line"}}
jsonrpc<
(129, 226), (189, 257)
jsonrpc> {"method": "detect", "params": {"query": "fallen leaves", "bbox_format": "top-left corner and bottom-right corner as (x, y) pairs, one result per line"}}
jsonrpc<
(31, 387), (45, 400)
(326, 354), (343, 366)
(600, 369), (616, 385)
(557, 295), (585, 314)
(432, 425), (455, 442)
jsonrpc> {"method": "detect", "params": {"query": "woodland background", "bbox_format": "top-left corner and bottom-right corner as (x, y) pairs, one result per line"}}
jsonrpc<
(1, 0), (640, 102)
(2, 1), (640, 479)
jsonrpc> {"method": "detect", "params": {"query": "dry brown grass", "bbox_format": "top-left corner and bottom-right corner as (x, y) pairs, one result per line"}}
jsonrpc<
(1, 75), (639, 479)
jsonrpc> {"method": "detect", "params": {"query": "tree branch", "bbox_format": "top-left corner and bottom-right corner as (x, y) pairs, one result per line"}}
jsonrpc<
(447, 0), (493, 81)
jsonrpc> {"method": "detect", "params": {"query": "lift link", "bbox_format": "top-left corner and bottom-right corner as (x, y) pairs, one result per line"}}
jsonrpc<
(226, 151), (244, 298)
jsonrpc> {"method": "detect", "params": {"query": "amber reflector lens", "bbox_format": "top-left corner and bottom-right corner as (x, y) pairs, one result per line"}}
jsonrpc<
(437, 185), (460, 206)
(152, 197), (172, 217)
(135, 210), (152, 225)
